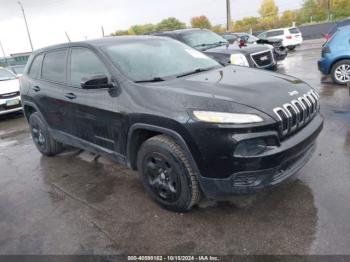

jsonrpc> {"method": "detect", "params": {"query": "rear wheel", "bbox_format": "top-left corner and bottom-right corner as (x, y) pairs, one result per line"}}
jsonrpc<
(287, 46), (296, 51)
(137, 135), (200, 212)
(29, 112), (63, 156)
(331, 60), (350, 85)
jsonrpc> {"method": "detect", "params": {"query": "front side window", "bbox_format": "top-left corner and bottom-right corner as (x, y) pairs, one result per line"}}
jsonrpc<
(42, 49), (68, 83)
(181, 30), (228, 50)
(28, 54), (43, 79)
(0, 69), (16, 81)
(103, 38), (220, 82)
(70, 48), (109, 87)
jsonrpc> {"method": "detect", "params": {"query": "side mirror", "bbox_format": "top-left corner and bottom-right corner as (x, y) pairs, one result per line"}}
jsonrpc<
(81, 74), (114, 89)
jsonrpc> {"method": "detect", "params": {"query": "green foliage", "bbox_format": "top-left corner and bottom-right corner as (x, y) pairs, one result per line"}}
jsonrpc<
(259, 0), (279, 18)
(212, 24), (226, 34)
(111, 30), (129, 36)
(156, 17), (186, 32)
(111, 0), (350, 37)
(191, 15), (212, 29)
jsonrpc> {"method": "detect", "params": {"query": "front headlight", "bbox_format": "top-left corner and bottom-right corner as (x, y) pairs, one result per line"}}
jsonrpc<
(230, 54), (249, 67)
(193, 111), (264, 124)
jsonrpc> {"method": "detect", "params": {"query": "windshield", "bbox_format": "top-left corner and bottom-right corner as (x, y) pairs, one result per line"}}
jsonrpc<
(0, 69), (16, 81)
(182, 30), (228, 50)
(238, 34), (259, 43)
(104, 38), (221, 82)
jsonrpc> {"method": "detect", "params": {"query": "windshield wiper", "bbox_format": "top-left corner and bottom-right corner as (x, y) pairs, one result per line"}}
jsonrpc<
(135, 77), (166, 83)
(176, 67), (214, 78)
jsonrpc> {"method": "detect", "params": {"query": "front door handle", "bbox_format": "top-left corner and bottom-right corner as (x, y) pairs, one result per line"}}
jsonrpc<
(32, 86), (40, 92)
(64, 93), (77, 100)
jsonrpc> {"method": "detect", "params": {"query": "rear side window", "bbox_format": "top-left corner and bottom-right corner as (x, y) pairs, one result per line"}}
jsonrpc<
(28, 54), (43, 79)
(289, 28), (300, 34)
(267, 30), (284, 37)
(42, 50), (68, 83)
(69, 48), (109, 87)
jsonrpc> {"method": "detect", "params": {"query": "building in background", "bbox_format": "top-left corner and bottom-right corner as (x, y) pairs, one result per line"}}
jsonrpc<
(0, 52), (31, 67)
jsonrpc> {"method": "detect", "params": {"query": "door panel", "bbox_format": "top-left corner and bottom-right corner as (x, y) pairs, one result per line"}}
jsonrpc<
(62, 47), (123, 152)
(30, 50), (68, 131)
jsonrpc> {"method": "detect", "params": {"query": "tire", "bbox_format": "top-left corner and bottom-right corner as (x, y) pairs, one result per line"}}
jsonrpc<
(331, 60), (350, 85)
(29, 112), (63, 156)
(137, 135), (200, 212)
(287, 46), (296, 51)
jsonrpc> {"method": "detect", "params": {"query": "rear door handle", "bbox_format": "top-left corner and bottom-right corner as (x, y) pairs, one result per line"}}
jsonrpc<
(64, 93), (77, 100)
(32, 86), (40, 92)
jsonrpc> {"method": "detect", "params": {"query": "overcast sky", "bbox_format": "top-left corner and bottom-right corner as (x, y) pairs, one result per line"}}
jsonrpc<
(0, 0), (303, 56)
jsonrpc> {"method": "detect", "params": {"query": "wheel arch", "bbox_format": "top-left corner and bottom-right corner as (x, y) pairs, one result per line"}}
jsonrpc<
(126, 124), (201, 177)
(330, 56), (350, 74)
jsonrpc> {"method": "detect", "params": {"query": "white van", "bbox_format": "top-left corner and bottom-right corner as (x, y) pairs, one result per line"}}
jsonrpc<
(258, 27), (303, 51)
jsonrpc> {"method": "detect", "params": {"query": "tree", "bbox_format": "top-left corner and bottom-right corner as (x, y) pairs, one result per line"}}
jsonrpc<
(332, 0), (350, 20)
(297, 0), (326, 24)
(156, 17), (186, 31)
(280, 10), (297, 27)
(258, 0), (279, 29)
(259, 0), (279, 18)
(212, 24), (226, 34)
(111, 30), (129, 36)
(129, 24), (155, 35)
(233, 17), (259, 32)
(191, 15), (212, 29)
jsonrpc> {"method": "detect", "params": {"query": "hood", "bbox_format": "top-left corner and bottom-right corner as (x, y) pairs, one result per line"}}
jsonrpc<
(0, 79), (20, 95)
(204, 43), (270, 56)
(155, 66), (313, 121)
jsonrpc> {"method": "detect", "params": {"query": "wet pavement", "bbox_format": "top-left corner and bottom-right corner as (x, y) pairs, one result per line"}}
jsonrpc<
(0, 40), (349, 255)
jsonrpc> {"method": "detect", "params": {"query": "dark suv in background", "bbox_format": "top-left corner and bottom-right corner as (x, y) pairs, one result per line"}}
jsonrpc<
(153, 28), (277, 70)
(21, 36), (323, 212)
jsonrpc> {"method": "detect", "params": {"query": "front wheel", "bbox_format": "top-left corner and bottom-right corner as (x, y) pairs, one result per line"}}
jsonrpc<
(137, 135), (200, 212)
(331, 60), (350, 85)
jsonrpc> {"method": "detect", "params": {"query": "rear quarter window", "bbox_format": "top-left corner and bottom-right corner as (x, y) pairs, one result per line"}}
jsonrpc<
(266, 30), (284, 37)
(28, 54), (43, 79)
(42, 49), (68, 83)
(289, 28), (300, 34)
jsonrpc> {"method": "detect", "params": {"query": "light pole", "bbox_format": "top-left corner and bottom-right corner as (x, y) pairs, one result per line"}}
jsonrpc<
(18, 1), (34, 51)
(0, 41), (9, 66)
(226, 0), (233, 32)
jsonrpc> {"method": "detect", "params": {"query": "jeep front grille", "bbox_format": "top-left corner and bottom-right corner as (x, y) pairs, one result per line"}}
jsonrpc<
(250, 50), (274, 68)
(273, 90), (320, 138)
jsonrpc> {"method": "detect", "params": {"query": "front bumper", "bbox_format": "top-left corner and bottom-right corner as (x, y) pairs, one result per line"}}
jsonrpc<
(0, 96), (22, 115)
(198, 114), (323, 198)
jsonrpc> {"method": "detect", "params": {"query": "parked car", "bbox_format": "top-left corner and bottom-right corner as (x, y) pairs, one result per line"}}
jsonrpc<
(324, 17), (350, 41)
(258, 27), (303, 51)
(7, 65), (26, 77)
(21, 36), (323, 212)
(0, 67), (22, 115)
(318, 25), (350, 85)
(153, 28), (277, 70)
(222, 32), (288, 61)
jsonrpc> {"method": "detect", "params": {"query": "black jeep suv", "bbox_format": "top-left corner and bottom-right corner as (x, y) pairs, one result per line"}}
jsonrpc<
(153, 28), (277, 70)
(20, 36), (323, 212)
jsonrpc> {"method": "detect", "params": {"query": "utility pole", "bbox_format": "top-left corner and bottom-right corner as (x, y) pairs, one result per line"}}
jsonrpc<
(0, 41), (9, 66)
(101, 26), (105, 37)
(226, 0), (233, 32)
(65, 31), (71, 42)
(18, 1), (34, 51)
(328, 0), (331, 21)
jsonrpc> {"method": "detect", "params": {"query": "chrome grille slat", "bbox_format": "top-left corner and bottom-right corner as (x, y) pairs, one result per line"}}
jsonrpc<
(274, 90), (320, 138)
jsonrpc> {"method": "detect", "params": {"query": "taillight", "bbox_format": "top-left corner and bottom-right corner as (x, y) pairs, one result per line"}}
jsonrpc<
(286, 36), (292, 39)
